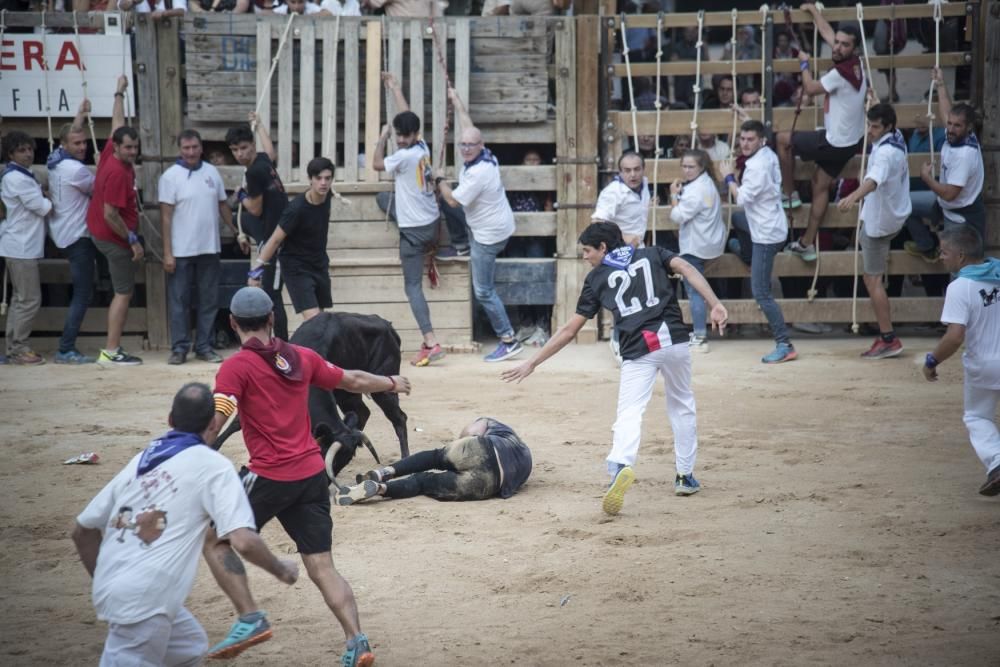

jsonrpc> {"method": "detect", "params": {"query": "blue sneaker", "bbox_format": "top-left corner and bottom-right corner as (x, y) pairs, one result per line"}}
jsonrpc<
(675, 473), (701, 496)
(762, 343), (797, 364)
(207, 612), (272, 659)
(484, 339), (523, 362)
(54, 349), (96, 364)
(341, 632), (375, 667)
(602, 465), (635, 516)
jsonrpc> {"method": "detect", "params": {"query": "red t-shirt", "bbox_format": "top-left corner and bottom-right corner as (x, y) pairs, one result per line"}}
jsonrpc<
(86, 139), (138, 249)
(214, 345), (344, 482)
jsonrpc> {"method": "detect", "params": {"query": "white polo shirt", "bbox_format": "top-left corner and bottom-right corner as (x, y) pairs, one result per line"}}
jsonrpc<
(0, 167), (51, 260)
(941, 275), (1000, 389)
(452, 155), (516, 245)
(939, 134), (984, 223)
(735, 146), (787, 245)
(860, 130), (911, 237)
(273, 1), (322, 13)
(820, 67), (866, 148)
(592, 176), (651, 239)
(158, 161), (227, 258)
(48, 156), (95, 249)
(670, 170), (725, 260)
(383, 141), (440, 228)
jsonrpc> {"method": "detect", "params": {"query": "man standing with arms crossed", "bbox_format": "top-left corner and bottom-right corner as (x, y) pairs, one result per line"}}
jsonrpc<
(436, 87), (523, 362)
(836, 103), (910, 359)
(204, 286), (410, 665)
(372, 72), (447, 366)
(776, 6), (869, 262)
(87, 75), (145, 366)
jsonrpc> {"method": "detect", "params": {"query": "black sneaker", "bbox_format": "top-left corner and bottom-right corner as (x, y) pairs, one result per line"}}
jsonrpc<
(98, 348), (143, 366)
(167, 350), (187, 365)
(980, 465), (1000, 497)
(196, 350), (223, 363)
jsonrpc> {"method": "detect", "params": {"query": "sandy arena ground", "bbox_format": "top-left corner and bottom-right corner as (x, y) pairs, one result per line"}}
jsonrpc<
(1, 336), (997, 666)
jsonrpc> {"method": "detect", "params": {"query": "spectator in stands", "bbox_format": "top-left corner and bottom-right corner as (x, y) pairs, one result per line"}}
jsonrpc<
(205, 147), (234, 167)
(666, 134), (691, 159)
(669, 149), (725, 353)
(739, 87), (761, 111)
(0, 130), (50, 366)
(190, 0), (245, 12)
(373, 72), (448, 367)
(48, 100), (97, 365)
(273, 0), (321, 12)
(507, 148), (553, 347)
(437, 86), (523, 363)
(633, 76), (666, 112)
(776, 9), (870, 263)
(117, 0), (188, 19)
(319, 0), (361, 14)
(161, 129), (247, 366)
(697, 130), (730, 163)
(86, 76), (145, 367)
(904, 68), (985, 262)
(772, 30), (801, 107)
(720, 120), (797, 364)
(836, 103), (911, 359)
(906, 114), (946, 192)
(593, 150), (650, 249)
(363, 0), (445, 17)
(249, 157), (335, 322)
(722, 25), (762, 92)
(873, 0), (906, 103)
(703, 75), (735, 111)
(670, 26), (708, 108)
(482, 0), (566, 15)
(226, 112), (289, 339)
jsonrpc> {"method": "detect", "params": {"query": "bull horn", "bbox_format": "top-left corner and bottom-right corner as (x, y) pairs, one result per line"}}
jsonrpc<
(361, 434), (381, 464)
(324, 441), (342, 482)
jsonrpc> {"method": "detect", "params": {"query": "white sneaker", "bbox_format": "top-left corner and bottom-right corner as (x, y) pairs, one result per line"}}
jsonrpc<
(688, 333), (709, 353)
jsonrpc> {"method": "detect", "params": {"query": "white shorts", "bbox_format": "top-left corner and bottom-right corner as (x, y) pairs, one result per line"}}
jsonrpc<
(100, 608), (208, 667)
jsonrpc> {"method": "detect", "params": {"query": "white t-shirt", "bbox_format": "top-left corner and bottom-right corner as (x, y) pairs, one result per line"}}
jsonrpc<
(592, 177), (651, 238)
(319, 0), (361, 14)
(273, 1), (322, 13)
(670, 171), (725, 260)
(124, 0), (188, 12)
(48, 158), (95, 249)
(820, 67), (866, 148)
(76, 444), (256, 625)
(383, 141), (440, 228)
(452, 157), (516, 245)
(158, 162), (227, 257)
(0, 168), (51, 260)
(735, 146), (787, 245)
(860, 130), (911, 237)
(941, 276), (1000, 389)
(939, 137), (985, 222)
(701, 140), (731, 163)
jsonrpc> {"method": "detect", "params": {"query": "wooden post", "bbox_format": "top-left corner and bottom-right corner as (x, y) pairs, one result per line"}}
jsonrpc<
(409, 21), (425, 122)
(574, 15), (601, 343)
(343, 26), (360, 182)
(299, 21), (316, 176)
(364, 20), (383, 182)
(321, 19), (340, 162)
(554, 18), (579, 332)
(431, 19), (447, 172)
(256, 21), (272, 155)
(453, 20), (471, 171)
(983, 0), (1000, 254)
(277, 22), (294, 183)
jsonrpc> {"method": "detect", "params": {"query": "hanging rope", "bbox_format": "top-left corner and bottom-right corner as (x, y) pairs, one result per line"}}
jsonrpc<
(72, 11), (100, 160)
(649, 12), (664, 246)
(619, 13), (640, 152)
(40, 10), (54, 153)
(726, 8), (738, 235)
(427, 15), (454, 170)
(689, 10), (706, 146)
(758, 5), (768, 119)
(120, 11), (132, 127)
(805, 2), (830, 303)
(812, 3), (823, 129)
(926, 0), (943, 180)
(381, 15), (394, 231)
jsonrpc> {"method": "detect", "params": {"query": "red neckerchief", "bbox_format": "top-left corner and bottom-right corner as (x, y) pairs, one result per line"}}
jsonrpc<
(242, 337), (303, 382)
(833, 55), (864, 91)
(735, 153), (749, 180)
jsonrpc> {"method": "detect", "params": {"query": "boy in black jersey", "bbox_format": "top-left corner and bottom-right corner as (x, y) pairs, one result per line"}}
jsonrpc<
(502, 222), (727, 515)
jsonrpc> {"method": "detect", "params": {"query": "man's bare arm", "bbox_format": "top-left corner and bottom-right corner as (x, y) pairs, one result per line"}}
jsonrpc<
(382, 72), (410, 113)
(110, 75), (128, 135)
(448, 87), (475, 135)
(71, 523), (102, 577)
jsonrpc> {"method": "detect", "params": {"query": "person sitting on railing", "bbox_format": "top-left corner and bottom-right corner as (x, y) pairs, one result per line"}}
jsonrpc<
(776, 5), (872, 264)
(903, 68), (985, 263)
(363, 0), (445, 18)
(836, 103), (911, 359)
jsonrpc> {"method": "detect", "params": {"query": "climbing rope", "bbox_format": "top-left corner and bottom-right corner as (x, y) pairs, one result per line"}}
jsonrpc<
(619, 13), (640, 152)
(40, 10), (54, 153)
(381, 14), (394, 231)
(120, 10), (132, 127)
(726, 8), (738, 235)
(805, 2), (829, 304)
(926, 0), (943, 180)
(72, 11), (100, 160)
(427, 14), (454, 169)
(649, 12), (664, 246)
(812, 3), (823, 129)
(689, 10), (706, 147)
(758, 5), (768, 118)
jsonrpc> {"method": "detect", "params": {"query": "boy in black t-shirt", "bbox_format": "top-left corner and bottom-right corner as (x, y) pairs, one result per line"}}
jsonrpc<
(502, 223), (728, 516)
(226, 113), (289, 339)
(249, 158), (334, 321)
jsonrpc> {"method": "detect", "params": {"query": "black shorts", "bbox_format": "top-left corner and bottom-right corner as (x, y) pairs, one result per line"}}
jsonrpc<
(281, 262), (333, 313)
(792, 130), (860, 179)
(239, 467), (332, 554)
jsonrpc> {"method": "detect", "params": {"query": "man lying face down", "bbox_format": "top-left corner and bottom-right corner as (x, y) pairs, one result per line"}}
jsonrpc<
(335, 418), (531, 504)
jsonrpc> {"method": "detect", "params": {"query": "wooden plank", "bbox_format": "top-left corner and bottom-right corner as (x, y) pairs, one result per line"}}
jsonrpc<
(573, 15), (600, 342)
(329, 221), (399, 250)
(330, 271), (469, 303)
(322, 18), (340, 160)
(647, 153), (937, 184)
(514, 212), (557, 237)
(216, 164), (553, 191)
(453, 20), (471, 174)
(34, 259), (146, 285)
(700, 251), (947, 279)
(612, 4), (968, 28)
(387, 20), (405, 124)
(1, 308), (148, 334)
(299, 22), (317, 171)
(332, 262), (469, 278)
(409, 21), (425, 125)
(277, 24), (295, 183)
(431, 20), (448, 172)
(343, 27), (361, 183)
(555, 16), (578, 330)
(471, 104), (548, 124)
(324, 300), (471, 331)
(465, 18), (550, 38)
(655, 203), (859, 230)
(365, 21), (383, 183)
(255, 21), (272, 153)
(680, 297), (945, 325)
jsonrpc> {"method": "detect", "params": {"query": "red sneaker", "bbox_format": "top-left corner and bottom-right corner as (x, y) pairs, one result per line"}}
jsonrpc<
(410, 343), (445, 367)
(861, 337), (903, 359)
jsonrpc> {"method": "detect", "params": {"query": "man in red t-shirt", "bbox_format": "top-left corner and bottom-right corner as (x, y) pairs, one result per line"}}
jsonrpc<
(85, 76), (145, 366)
(203, 287), (410, 666)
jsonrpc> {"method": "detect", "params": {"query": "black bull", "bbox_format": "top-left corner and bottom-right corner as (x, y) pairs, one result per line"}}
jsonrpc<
(211, 312), (409, 482)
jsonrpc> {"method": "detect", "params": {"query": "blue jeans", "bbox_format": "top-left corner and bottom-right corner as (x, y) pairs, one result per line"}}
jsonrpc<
(681, 254), (708, 337)
(750, 241), (790, 345)
(375, 192), (470, 250)
(904, 191), (940, 252)
(470, 237), (514, 339)
(59, 237), (97, 354)
(168, 254), (221, 355)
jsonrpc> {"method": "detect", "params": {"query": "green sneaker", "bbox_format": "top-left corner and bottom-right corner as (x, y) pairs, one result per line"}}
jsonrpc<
(207, 613), (272, 660)
(341, 632), (375, 667)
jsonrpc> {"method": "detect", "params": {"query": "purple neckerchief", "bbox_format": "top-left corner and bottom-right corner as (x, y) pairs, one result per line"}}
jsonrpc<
(869, 129), (906, 154)
(614, 174), (645, 198)
(137, 430), (204, 476)
(464, 148), (497, 169)
(175, 158), (204, 178)
(242, 336), (304, 382)
(2, 162), (36, 181)
(47, 147), (83, 170)
(602, 245), (635, 270)
(948, 131), (980, 150)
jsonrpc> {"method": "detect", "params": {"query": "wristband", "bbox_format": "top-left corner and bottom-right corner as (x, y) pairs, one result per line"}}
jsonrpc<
(127, 231), (139, 245)
(435, 176), (445, 186)
(925, 353), (939, 369)
(724, 174), (737, 186)
(237, 189), (249, 203)
(247, 266), (265, 280)
(114, 92), (125, 98)
(387, 375), (396, 391)
(799, 60), (810, 72)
